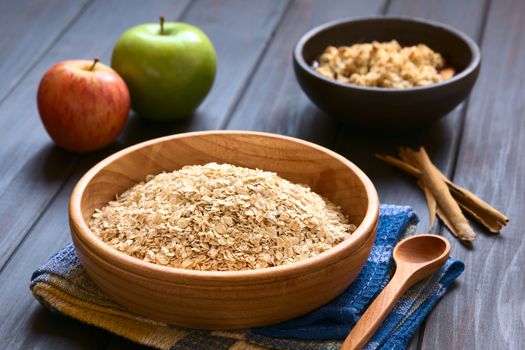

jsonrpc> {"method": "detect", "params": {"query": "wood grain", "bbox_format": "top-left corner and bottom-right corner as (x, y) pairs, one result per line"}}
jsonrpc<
(225, 0), (386, 146)
(421, 0), (525, 348)
(183, 0), (290, 131)
(0, 0), (90, 103)
(70, 131), (379, 329)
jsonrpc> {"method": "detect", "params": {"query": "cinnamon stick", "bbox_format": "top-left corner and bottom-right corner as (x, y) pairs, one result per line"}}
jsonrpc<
(417, 179), (437, 231)
(436, 206), (473, 248)
(447, 185), (508, 233)
(409, 147), (476, 242)
(376, 154), (421, 177)
(376, 153), (508, 233)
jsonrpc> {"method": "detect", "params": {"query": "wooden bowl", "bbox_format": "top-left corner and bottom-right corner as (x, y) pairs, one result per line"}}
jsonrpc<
(69, 131), (379, 329)
(293, 17), (481, 130)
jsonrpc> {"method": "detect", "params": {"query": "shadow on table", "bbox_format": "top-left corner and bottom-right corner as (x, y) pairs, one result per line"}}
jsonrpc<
(25, 144), (78, 184)
(27, 306), (111, 349)
(336, 115), (453, 178)
(117, 112), (195, 148)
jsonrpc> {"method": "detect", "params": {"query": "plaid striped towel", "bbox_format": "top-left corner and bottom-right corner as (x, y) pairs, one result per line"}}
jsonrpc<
(30, 205), (464, 349)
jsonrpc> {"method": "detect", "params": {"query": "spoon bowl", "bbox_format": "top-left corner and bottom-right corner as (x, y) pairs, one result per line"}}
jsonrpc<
(341, 234), (450, 350)
(393, 234), (450, 286)
(394, 234), (449, 263)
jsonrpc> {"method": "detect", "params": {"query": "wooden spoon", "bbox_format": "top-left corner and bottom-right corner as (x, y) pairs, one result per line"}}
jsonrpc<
(341, 234), (451, 350)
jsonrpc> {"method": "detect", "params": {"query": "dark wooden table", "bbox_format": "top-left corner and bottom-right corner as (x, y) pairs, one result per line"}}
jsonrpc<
(0, 0), (524, 349)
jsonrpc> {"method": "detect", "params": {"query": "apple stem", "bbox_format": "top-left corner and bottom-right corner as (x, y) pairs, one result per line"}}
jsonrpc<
(160, 16), (165, 35)
(89, 57), (100, 71)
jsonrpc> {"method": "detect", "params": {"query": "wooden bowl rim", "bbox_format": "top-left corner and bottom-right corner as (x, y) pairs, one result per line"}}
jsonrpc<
(69, 130), (379, 282)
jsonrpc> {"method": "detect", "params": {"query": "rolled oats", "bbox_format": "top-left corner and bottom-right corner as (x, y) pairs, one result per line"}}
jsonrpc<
(90, 163), (355, 271)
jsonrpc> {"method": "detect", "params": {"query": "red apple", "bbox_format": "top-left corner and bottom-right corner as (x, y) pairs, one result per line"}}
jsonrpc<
(37, 58), (130, 153)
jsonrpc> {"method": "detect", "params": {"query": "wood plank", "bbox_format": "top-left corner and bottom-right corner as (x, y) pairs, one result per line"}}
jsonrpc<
(421, 0), (525, 348)
(185, 0), (290, 131)
(118, 0), (290, 144)
(0, 0), (191, 270)
(225, 0), (387, 147)
(0, 1), (290, 348)
(0, 0), (90, 103)
(0, 177), (112, 349)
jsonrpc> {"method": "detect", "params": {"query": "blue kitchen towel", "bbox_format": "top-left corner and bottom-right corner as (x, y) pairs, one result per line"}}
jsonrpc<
(30, 205), (464, 350)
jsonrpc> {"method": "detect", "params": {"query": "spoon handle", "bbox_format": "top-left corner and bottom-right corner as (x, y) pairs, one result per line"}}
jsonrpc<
(341, 271), (410, 350)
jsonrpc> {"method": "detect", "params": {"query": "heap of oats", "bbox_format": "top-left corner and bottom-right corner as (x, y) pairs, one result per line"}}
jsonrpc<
(90, 163), (355, 271)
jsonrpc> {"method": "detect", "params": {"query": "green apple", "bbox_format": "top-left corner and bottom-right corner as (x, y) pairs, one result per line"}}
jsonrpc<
(111, 17), (216, 121)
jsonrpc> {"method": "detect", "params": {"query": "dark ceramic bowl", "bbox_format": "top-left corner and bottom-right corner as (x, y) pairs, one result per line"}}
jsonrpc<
(293, 17), (481, 130)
